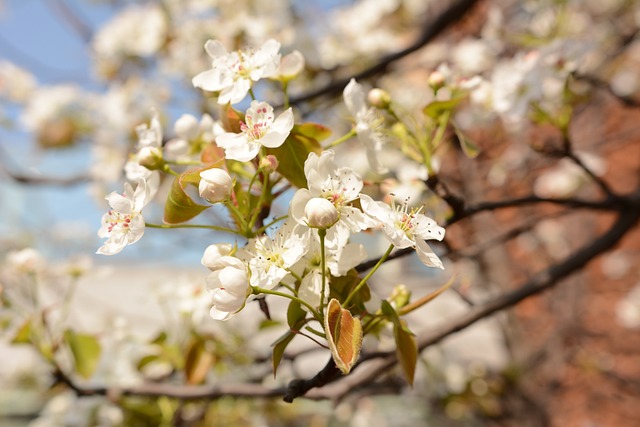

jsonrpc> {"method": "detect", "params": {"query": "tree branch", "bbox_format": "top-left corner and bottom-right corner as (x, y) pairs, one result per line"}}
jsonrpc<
(289, 0), (481, 106)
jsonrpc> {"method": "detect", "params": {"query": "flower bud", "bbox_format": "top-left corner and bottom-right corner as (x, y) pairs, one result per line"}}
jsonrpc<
(275, 50), (305, 82)
(137, 146), (165, 170)
(199, 168), (233, 203)
(174, 114), (200, 141)
(389, 284), (411, 309)
(367, 88), (391, 109)
(428, 70), (446, 91)
(259, 155), (279, 174)
(304, 198), (339, 229)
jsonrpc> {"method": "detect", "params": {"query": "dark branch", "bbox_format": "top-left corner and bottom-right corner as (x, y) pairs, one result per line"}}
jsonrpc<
(289, 0), (481, 106)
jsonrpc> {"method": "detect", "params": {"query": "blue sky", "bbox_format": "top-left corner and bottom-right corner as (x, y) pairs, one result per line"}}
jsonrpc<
(0, 1), (219, 264)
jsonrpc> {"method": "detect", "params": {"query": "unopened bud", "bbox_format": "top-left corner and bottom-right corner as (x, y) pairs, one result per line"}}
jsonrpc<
(138, 146), (164, 170)
(174, 114), (200, 141)
(259, 155), (279, 174)
(199, 168), (233, 203)
(276, 50), (305, 81)
(389, 284), (411, 309)
(367, 88), (391, 109)
(428, 70), (446, 91)
(304, 198), (339, 229)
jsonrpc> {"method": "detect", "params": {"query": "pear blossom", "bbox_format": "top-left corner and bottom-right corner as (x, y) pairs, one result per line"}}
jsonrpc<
(343, 79), (388, 174)
(192, 39), (281, 105)
(201, 243), (235, 270)
(205, 256), (251, 321)
(97, 179), (155, 255)
(216, 101), (293, 162)
(291, 150), (376, 249)
(245, 221), (309, 289)
(199, 168), (233, 203)
(360, 194), (446, 269)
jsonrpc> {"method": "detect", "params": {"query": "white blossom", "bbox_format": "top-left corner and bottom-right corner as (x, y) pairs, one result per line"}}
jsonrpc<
(360, 194), (446, 269)
(216, 101), (293, 162)
(343, 79), (388, 174)
(192, 39), (281, 105)
(205, 256), (250, 321)
(291, 150), (376, 249)
(97, 178), (156, 255)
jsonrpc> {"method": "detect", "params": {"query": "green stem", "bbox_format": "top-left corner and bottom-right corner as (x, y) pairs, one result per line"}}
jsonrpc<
(255, 215), (288, 235)
(252, 286), (322, 322)
(162, 164), (180, 177)
(224, 200), (250, 235)
(249, 87), (256, 101)
(145, 222), (238, 234)
(282, 81), (290, 110)
(344, 244), (394, 308)
(318, 228), (328, 315)
(248, 173), (269, 231)
(325, 128), (356, 149)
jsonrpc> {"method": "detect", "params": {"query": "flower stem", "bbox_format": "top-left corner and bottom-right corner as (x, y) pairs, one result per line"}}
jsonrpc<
(255, 215), (288, 235)
(162, 164), (180, 177)
(318, 228), (327, 315)
(282, 81), (290, 110)
(325, 128), (356, 149)
(224, 200), (250, 235)
(249, 87), (256, 101)
(248, 173), (269, 231)
(252, 286), (321, 322)
(343, 244), (394, 308)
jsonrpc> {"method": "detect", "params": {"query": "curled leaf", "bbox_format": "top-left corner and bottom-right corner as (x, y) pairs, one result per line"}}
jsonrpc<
(324, 298), (363, 374)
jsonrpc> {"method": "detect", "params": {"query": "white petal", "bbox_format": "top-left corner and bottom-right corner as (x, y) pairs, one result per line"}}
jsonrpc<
(270, 108), (294, 134)
(106, 192), (133, 215)
(290, 189), (312, 225)
(415, 239), (444, 269)
(258, 131), (288, 148)
(192, 68), (227, 92)
(204, 39), (227, 59)
(343, 78), (366, 116)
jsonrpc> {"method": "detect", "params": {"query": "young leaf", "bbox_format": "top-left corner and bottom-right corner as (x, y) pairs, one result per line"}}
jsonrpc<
(272, 318), (306, 377)
(11, 317), (32, 344)
(163, 169), (210, 224)
(220, 103), (245, 134)
(265, 124), (322, 189)
(64, 329), (101, 379)
(294, 122), (332, 143)
(394, 319), (418, 385)
(287, 300), (306, 328)
(423, 96), (465, 119)
(455, 128), (480, 159)
(184, 339), (214, 385)
(324, 298), (363, 375)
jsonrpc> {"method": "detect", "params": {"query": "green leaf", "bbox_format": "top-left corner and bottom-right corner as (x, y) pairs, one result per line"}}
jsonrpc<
(287, 300), (307, 328)
(324, 298), (363, 374)
(265, 124), (322, 189)
(294, 122), (332, 143)
(184, 339), (214, 385)
(394, 319), (418, 385)
(423, 96), (465, 119)
(331, 269), (370, 316)
(455, 128), (480, 159)
(163, 169), (210, 224)
(272, 318), (306, 377)
(380, 301), (418, 385)
(64, 330), (101, 379)
(11, 317), (32, 344)
(220, 103), (245, 134)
